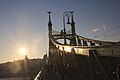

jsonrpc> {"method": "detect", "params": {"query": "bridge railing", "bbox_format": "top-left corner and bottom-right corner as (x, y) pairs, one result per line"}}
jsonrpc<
(50, 35), (120, 57)
(52, 30), (72, 35)
(34, 70), (44, 80)
(76, 35), (118, 45)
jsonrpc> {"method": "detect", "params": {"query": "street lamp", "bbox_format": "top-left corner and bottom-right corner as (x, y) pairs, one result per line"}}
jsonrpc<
(63, 11), (71, 45)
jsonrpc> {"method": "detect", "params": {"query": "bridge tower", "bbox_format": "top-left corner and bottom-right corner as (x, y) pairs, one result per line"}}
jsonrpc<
(47, 11), (53, 59)
(70, 11), (77, 45)
(63, 11), (77, 45)
(70, 11), (76, 35)
(47, 11), (52, 36)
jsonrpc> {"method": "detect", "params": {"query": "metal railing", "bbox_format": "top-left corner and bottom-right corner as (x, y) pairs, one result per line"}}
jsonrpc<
(34, 70), (43, 80)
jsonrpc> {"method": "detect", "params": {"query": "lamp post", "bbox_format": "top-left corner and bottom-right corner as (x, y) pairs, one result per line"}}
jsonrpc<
(63, 11), (71, 45)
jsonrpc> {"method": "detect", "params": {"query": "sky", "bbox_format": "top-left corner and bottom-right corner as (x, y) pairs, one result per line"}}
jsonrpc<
(0, 0), (120, 63)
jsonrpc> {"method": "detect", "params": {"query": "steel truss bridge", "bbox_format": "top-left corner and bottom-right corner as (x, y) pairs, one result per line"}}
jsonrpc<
(34, 11), (120, 80)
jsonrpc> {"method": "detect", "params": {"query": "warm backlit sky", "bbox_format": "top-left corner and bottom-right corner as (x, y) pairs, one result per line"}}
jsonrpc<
(0, 0), (120, 63)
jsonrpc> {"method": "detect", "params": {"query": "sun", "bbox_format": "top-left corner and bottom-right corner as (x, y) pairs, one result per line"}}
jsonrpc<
(19, 48), (27, 55)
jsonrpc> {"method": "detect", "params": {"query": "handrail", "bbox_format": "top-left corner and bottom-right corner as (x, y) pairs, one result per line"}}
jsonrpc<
(50, 35), (120, 57)
(34, 70), (43, 80)
(76, 34), (118, 44)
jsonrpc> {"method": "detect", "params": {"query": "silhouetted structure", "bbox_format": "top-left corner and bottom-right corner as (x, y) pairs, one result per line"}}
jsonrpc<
(35, 11), (120, 80)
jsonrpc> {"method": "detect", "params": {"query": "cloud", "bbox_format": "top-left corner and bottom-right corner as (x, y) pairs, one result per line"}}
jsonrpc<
(92, 24), (106, 33)
(92, 28), (100, 32)
(102, 24), (106, 30)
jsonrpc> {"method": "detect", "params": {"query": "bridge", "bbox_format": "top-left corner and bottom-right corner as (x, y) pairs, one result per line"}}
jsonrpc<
(34, 11), (120, 80)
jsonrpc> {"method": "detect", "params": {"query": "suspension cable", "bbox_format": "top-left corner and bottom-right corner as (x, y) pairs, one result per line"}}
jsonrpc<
(103, 32), (120, 40)
(96, 25), (120, 37)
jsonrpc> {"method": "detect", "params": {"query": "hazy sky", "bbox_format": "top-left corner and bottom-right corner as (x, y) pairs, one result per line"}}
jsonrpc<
(0, 0), (120, 63)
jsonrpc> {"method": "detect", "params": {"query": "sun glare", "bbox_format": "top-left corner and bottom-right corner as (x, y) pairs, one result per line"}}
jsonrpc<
(19, 48), (26, 55)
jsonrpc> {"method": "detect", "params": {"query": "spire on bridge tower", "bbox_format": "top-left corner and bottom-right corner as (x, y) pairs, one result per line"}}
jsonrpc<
(70, 11), (76, 35)
(47, 11), (53, 59)
(47, 11), (52, 35)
